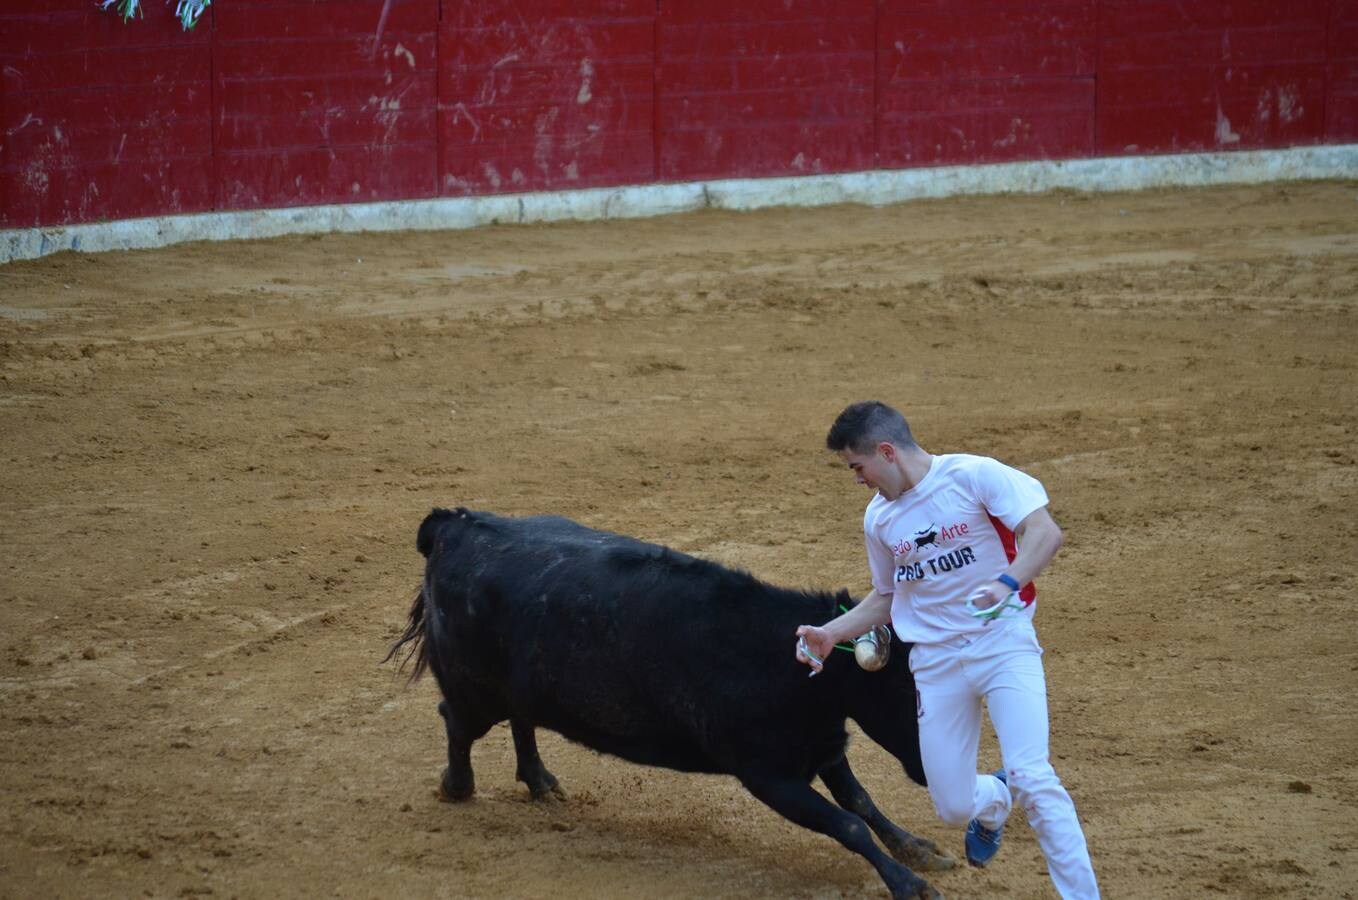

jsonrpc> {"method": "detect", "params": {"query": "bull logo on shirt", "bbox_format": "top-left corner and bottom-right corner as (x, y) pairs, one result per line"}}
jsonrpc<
(895, 520), (979, 585)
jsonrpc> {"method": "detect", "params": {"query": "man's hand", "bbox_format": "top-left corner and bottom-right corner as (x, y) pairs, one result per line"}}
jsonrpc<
(795, 591), (892, 675)
(795, 625), (834, 675)
(966, 582), (1024, 622)
(970, 580), (1012, 609)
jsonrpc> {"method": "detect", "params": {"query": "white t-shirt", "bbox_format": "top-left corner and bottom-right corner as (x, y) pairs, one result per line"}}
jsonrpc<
(864, 453), (1049, 644)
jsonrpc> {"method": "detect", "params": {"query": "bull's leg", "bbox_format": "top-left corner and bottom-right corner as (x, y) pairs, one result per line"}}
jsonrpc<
(510, 718), (566, 801)
(818, 756), (955, 872)
(737, 772), (940, 900)
(437, 699), (494, 802)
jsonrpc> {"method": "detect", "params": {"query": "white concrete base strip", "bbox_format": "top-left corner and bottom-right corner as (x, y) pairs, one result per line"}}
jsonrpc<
(3, 144), (1355, 264)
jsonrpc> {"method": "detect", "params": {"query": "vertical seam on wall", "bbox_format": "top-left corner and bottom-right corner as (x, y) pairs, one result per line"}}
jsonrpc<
(209, 2), (220, 211)
(1321, 0), (1333, 143)
(653, 0), (661, 182)
(0, 13), (7, 225)
(436, 0), (444, 196)
(1093, 0), (1102, 154)
(873, 0), (881, 167)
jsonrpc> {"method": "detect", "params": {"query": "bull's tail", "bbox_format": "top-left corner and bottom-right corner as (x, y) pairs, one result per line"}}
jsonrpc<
(383, 585), (430, 682)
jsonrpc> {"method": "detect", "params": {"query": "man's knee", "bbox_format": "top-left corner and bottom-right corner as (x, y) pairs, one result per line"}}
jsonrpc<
(1008, 764), (1069, 812)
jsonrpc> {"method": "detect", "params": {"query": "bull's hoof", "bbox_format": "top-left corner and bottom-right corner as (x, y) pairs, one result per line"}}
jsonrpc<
(914, 849), (956, 872)
(911, 834), (946, 857)
(888, 875), (942, 900)
(439, 766), (475, 802)
(529, 782), (567, 802)
(525, 773), (567, 802)
(885, 835), (956, 872)
(518, 764), (566, 802)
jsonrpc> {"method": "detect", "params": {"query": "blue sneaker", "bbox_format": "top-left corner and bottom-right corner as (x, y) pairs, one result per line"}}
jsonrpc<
(965, 769), (1008, 868)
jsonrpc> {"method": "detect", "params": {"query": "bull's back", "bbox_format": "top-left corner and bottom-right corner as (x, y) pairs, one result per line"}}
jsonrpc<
(417, 509), (814, 772)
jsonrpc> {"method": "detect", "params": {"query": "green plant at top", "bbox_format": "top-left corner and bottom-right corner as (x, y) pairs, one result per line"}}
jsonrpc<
(98, 0), (211, 31)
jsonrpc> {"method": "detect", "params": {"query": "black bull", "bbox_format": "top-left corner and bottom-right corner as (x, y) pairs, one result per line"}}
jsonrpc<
(387, 508), (953, 899)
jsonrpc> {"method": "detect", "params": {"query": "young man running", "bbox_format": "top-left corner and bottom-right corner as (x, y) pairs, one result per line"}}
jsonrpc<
(796, 400), (1099, 899)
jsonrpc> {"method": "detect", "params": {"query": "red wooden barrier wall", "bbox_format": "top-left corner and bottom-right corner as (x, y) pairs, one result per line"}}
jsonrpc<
(1098, 1), (1331, 154)
(1, 0), (1355, 230)
(1327, 0), (1358, 136)
(879, 0), (1097, 167)
(214, 0), (438, 209)
(657, 0), (875, 180)
(442, 1), (654, 195)
(2, 2), (213, 225)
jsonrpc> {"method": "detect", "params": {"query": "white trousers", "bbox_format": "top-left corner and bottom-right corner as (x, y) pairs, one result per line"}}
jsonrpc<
(909, 619), (1100, 900)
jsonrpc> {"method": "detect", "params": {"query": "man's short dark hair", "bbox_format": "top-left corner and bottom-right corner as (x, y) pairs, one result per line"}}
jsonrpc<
(826, 401), (915, 454)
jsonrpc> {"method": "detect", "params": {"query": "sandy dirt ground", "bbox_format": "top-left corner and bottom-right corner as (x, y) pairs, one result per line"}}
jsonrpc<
(2, 181), (1356, 900)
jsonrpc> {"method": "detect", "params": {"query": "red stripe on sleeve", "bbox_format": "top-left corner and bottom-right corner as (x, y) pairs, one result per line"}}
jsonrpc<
(987, 513), (1037, 606)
